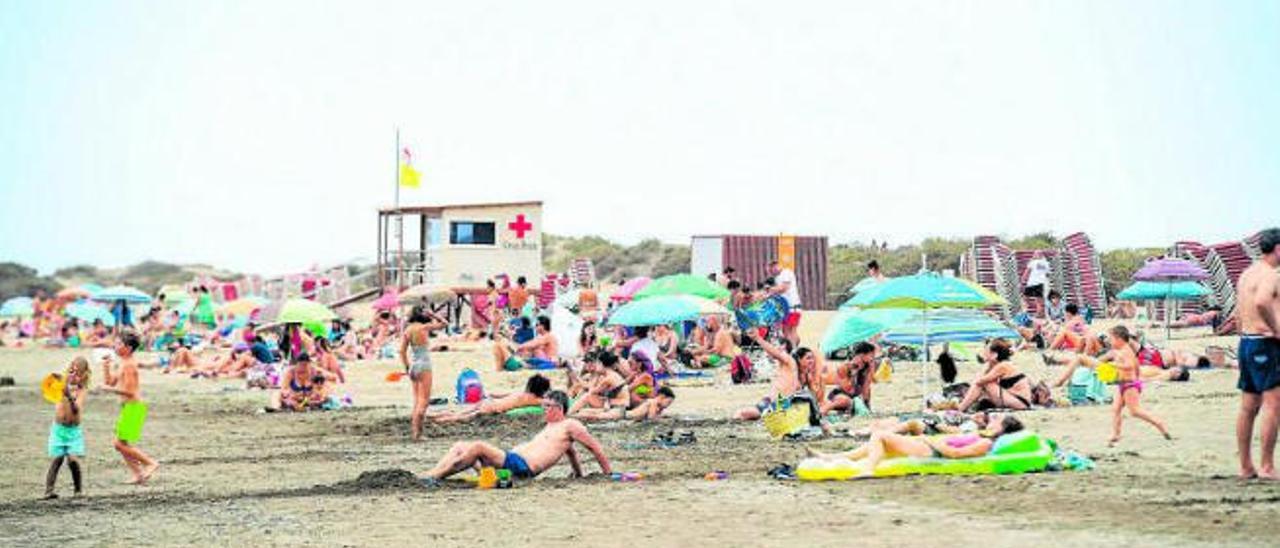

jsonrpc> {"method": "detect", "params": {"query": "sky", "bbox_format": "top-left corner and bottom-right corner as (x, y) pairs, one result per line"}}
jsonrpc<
(2, 1), (1277, 276)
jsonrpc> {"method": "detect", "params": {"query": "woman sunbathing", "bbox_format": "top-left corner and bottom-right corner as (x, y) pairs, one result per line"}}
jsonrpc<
(807, 415), (1025, 477)
(433, 374), (553, 424)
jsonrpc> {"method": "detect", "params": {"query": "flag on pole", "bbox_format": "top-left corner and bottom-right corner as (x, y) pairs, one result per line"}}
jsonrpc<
(399, 147), (421, 188)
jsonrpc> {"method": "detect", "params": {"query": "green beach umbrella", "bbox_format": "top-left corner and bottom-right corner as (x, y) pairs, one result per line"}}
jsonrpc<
(606, 295), (728, 327)
(274, 298), (337, 325)
(845, 272), (1007, 408)
(633, 274), (731, 303)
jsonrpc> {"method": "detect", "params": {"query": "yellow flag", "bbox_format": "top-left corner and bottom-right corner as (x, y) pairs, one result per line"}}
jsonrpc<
(399, 162), (421, 188)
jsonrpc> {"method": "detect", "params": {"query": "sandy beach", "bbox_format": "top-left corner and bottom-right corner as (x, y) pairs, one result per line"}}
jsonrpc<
(1, 313), (1277, 547)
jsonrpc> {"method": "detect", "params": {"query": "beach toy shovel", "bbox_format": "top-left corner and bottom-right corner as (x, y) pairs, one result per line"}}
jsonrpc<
(385, 371), (407, 382)
(41, 373), (65, 404)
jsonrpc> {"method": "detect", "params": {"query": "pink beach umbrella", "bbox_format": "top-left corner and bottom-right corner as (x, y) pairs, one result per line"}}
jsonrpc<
(371, 290), (400, 311)
(611, 277), (652, 302)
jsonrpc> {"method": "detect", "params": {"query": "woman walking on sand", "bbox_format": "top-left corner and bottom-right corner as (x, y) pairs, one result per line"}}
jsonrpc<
(400, 305), (447, 440)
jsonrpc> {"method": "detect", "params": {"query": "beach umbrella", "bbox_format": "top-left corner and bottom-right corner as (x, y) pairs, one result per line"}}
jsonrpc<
(92, 285), (152, 304)
(273, 298), (337, 325)
(217, 296), (268, 317)
(1130, 258), (1210, 340)
(398, 284), (455, 305)
(606, 295), (729, 327)
(1132, 258), (1208, 281)
(820, 308), (914, 353)
(633, 274), (731, 303)
(820, 308), (1017, 353)
(848, 277), (885, 295)
(371, 290), (400, 311)
(611, 277), (652, 302)
(65, 302), (115, 326)
(1117, 281), (1209, 301)
(55, 287), (92, 301)
(1119, 280), (1212, 340)
(79, 283), (104, 297)
(846, 272), (1007, 407)
(0, 297), (35, 318)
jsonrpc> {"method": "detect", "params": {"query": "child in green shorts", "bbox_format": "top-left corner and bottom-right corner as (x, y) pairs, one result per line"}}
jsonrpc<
(100, 331), (159, 485)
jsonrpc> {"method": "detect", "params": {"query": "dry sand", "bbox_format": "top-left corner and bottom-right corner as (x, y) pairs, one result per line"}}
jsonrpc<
(1, 312), (1278, 547)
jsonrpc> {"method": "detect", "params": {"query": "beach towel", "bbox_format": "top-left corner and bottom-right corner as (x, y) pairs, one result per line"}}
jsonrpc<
(735, 295), (790, 330)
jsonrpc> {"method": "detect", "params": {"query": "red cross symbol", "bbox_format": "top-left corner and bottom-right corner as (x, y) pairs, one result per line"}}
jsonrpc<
(508, 214), (533, 239)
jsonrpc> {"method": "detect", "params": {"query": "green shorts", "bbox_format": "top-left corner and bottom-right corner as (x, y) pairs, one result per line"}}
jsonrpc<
(48, 423), (85, 457)
(504, 357), (524, 372)
(703, 354), (730, 367)
(116, 401), (148, 443)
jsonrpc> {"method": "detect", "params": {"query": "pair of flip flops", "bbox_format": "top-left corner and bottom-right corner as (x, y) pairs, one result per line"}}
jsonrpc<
(651, 430), (697, 448)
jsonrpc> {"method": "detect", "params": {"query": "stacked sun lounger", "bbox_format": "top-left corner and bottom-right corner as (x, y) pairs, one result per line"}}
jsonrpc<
(538, 275), (559, 309)
(967, 236), (1019, 318)
(570, 258), (596, 288)
(1059, 233), (1107, 316)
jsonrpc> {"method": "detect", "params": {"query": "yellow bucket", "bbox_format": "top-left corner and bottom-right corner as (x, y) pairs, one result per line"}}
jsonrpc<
(1096, 362), (1118, 384)
(41, 373), (65, 404)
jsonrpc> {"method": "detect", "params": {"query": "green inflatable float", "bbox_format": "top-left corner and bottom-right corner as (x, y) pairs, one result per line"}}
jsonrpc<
(796, 431), (1054, 481)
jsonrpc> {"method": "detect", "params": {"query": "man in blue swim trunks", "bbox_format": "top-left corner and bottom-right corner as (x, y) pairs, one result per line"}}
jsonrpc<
(421, 390), (612, 481)
(1235, 227), (1280, 480)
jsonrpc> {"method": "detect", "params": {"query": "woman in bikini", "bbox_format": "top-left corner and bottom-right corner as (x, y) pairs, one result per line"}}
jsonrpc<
(807, 415), (1026, 477)
(957, 339), (1035, 411)
(400, 305), (448, 440)
(1066, 325), (1171, 445)
(568, 351), (630, 416)
(268, 353), (329, 411)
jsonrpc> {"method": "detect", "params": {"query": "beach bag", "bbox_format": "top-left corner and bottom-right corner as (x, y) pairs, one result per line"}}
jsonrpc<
(730, 354), (754, 384)
(1068, 369), (1110, 405)
(455, 368), (485, 404)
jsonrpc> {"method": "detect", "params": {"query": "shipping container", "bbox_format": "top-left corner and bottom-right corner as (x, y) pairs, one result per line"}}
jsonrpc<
(691, 234), (829, 309)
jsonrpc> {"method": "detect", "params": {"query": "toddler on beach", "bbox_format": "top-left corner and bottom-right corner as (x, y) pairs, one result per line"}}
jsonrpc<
(44, 357), (90, 499)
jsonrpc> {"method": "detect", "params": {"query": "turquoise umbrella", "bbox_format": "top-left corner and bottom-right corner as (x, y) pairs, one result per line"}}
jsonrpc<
(1117, 281), (1209, 301)
(821, 308), (1017, 353)
(606, 295), (729, 327)
(0, 297), (34, 318)
(65, 302), (115, 326)
(1118, 281), (1211, 340)
(845, 272), (1008, 407)
(820, 308), (914, 353)
(79, 283), (105, 297)
(633, 274), (731, 303)
(92, 285), (152, 304)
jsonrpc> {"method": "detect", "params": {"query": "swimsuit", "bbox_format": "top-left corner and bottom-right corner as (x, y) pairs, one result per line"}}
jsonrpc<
(48, 422), (85, 457)
(997, 373), (1032, 408)
(1238, 336), (1280, 395)
(115, 401), (148, 443)
(408, 342), (432, 379)
(502, 450), (536, 479)
(1118, 379), (1143, 395)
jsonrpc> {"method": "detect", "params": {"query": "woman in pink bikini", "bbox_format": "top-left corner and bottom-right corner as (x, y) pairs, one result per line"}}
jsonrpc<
(806, 415), (1026, 477)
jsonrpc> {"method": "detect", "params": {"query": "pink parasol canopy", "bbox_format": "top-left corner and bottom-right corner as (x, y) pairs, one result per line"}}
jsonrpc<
(371, 290), (400, 311)
(611, 277), (652, 302)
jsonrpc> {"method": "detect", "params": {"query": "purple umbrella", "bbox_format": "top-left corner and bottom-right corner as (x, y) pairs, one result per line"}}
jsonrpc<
(1131, 257), (1209, 340)
(1132, 258), (1208, 281)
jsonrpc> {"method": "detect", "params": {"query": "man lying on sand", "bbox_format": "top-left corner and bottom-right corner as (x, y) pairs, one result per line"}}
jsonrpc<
(421, 390), (612, 482)
(432, 374), (552, 424)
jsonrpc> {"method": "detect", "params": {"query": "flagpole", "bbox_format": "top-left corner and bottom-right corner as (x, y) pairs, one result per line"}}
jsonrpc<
(395, 128), (403, 289)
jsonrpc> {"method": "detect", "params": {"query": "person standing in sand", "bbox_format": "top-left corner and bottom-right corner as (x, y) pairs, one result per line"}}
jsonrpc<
(768, 260), (803, 347)
(1235, 227), (1280, 480)
(99, 331), (159, 484)
(45, 357), (90, 499)
(421, 391), (612, 482)
(400, 305), (448, 441)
